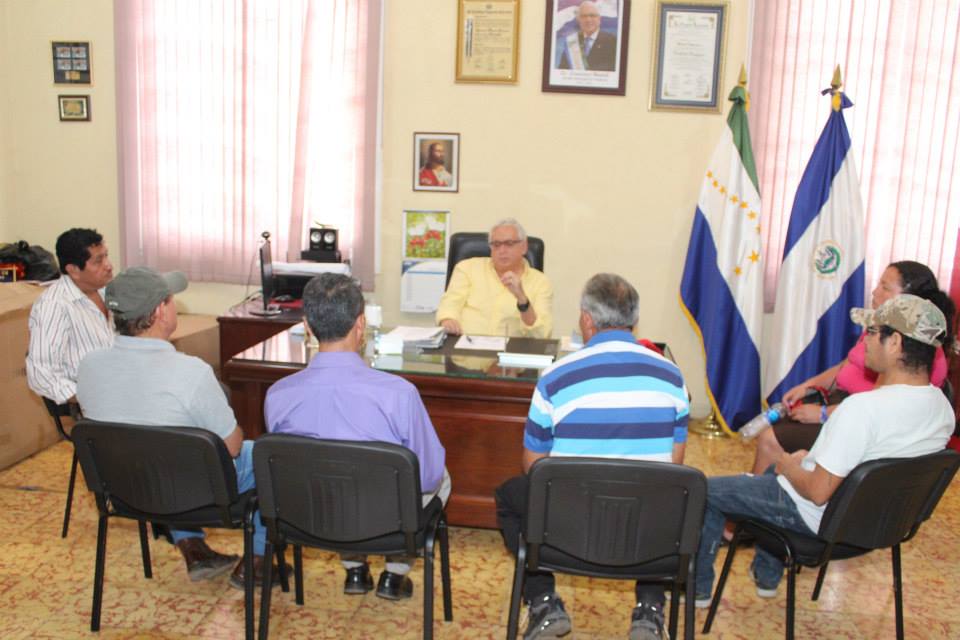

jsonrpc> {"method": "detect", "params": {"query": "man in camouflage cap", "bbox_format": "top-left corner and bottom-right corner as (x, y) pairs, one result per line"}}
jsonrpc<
(690, 293), (954, 608)
(850, 292), (947, 348)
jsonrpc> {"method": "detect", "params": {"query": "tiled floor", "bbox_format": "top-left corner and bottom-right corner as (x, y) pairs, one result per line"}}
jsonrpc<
(0, 433), (957, 639)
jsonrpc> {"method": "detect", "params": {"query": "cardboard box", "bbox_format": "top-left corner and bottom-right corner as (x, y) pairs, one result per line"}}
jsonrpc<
(0, 282), (59, 471)
(0, 280), (221, 471)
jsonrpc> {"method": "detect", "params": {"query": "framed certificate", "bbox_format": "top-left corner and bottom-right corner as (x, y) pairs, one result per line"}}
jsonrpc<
(650, 1), (728, 112)
(456, 0), (520, 83)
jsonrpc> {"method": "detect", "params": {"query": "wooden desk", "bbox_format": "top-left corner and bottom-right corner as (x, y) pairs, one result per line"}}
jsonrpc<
(223, 331), (547, 529)
(217, 300), (303, 370)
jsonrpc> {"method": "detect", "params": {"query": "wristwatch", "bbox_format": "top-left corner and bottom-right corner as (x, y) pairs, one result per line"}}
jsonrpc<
(516, 299), (530, 312)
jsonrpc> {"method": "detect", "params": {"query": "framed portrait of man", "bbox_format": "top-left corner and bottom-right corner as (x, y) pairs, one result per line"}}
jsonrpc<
(542, 0), (631, 95)
(413, 133), (460, 192)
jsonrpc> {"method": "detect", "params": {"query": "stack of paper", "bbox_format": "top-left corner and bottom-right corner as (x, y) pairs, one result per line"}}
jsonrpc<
(383, 326), (446, 349)
(454, 335), (507, 351)
(497, 352), (555, 368)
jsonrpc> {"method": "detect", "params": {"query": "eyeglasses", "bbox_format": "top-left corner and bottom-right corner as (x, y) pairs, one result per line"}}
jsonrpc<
(489, 240), (523, 249)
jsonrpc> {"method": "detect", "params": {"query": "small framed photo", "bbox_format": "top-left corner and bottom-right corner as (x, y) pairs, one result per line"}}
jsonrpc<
(413, 133), (460, 192)
(51, 41), (91, 84)
(542, 0), (631, 96)
(650, 1), (728, 112)
(456, 0), (521, 84)
(59, 95), (90, 122)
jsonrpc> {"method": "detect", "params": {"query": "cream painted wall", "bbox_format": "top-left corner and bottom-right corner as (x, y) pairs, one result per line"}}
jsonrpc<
(377, 0), (749, 416)
(1, 0), (750, 417)
(1, 0), (119, 259)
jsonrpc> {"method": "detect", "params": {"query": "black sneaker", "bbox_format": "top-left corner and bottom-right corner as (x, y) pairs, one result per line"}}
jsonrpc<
(522, 592), (571, 639)
(629, 602), (667, 640)
(344, 564), (374, 595)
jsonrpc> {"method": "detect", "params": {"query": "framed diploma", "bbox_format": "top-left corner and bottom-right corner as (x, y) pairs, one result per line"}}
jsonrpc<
(542, 0), (631, 96)
(650, 1), (728, 112)
(456, 0), (520, 83)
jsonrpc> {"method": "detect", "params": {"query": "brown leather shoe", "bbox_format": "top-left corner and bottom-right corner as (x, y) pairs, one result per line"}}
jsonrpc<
(175, 537), (239, 582)
(228, 555), (292, 590)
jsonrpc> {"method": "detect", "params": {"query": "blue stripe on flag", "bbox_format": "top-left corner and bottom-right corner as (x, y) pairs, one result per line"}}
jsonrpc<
(680, 208), (762, 428)
(767, 261), (865, 402)
(782, 111), (852, 260)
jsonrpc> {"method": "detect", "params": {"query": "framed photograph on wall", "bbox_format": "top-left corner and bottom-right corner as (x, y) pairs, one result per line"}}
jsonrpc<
(650, 1), (728, 112)
(58, 95), (91, 121)
(456, 0), (521, 83)
(413, 133), (460, 192)
(52, 41), (92, 84)
(542, 0), (631, 95)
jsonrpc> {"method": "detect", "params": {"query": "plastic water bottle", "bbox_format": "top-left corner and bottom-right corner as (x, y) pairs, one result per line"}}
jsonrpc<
(740, 402), (787, 440)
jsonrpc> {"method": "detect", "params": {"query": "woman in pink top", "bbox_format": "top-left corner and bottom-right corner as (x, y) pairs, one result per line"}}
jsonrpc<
(750, 261), (954, 474)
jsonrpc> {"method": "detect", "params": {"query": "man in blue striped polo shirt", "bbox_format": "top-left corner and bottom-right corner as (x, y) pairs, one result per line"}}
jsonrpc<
(495, 273), (689, 640)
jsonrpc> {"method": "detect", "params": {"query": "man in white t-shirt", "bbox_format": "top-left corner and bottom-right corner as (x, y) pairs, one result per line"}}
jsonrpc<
(694, 293), (954, 605)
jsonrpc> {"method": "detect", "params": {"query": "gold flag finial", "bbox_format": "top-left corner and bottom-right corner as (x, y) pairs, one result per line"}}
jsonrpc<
(831, 65), (843, 111)
(738, 63), (747, 87)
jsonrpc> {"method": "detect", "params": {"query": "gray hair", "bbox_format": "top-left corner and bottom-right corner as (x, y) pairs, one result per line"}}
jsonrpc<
(580, 273), (639, 330)
(488, 218), (527, 242)
(303, 273), (365, 343)
(113, 295), (169, 336)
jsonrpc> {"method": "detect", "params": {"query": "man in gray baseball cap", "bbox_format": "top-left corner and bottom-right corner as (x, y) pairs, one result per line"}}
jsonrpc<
(77, 266), (275, 587)
(105, 266), (187, 320)
(690, 293), (954, 609)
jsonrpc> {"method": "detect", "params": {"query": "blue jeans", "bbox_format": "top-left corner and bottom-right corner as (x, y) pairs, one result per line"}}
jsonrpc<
(695, 468), (815, 597)
(170, 440), (266, 555)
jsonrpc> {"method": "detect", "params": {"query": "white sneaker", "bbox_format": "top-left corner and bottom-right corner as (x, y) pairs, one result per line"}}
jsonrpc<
(748, 566), (778, 599)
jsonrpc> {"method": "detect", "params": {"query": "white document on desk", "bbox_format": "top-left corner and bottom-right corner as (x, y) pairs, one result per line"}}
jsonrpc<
(400, 260), (446, 313)
(454, 335), (507, 351)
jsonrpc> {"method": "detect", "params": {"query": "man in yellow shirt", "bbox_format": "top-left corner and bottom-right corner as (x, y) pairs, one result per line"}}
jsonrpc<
(436, 219), (553, 337)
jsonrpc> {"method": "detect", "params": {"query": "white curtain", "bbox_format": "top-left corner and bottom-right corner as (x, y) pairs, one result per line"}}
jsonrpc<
(115, 0), (380, 287)
(751, 0), (960, 305)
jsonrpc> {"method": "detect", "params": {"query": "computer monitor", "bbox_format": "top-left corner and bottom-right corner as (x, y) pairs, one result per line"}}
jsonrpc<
(250, 237), (282, 316)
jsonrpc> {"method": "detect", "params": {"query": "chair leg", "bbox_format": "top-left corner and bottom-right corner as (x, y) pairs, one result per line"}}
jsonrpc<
(812, 561), (829, 601)
(703, 529), (741, 633)
(668, 579), (680, 640)
(244, 503), (256, 640)
(275, 544), (290, 593)
(684, 556), (696, 640)
(506, 538), (526, 640)
(785, 558), (796, 640)
(91, 515), (108, 632)
(293, 545), (304, 605)
(137, 521), (152, 579)
(258, 541), (275, 640)
(438, 516), (453, 622)
(61, 451), (78, 538)
(423, 525), (437, 640)
(892, 544), (904, 640)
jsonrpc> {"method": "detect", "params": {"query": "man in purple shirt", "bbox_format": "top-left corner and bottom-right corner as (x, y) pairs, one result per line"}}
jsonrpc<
(265, 273), (450, 601)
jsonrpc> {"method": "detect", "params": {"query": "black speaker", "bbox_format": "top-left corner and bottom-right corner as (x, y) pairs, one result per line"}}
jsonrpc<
(309, 227), (338, 252)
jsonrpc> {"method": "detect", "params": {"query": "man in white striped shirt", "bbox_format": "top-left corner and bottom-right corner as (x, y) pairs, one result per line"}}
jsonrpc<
(26, 228), (114, 404)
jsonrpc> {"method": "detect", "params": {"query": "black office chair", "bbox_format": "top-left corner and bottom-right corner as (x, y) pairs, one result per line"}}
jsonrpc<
(703, 450), (960, 640)
(40, 397), (80, 538)
(252, 434), (453, 640)
(506, 458), (707, 640)
(445, 232), (545, 288)
(72, 420), (259, 640)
